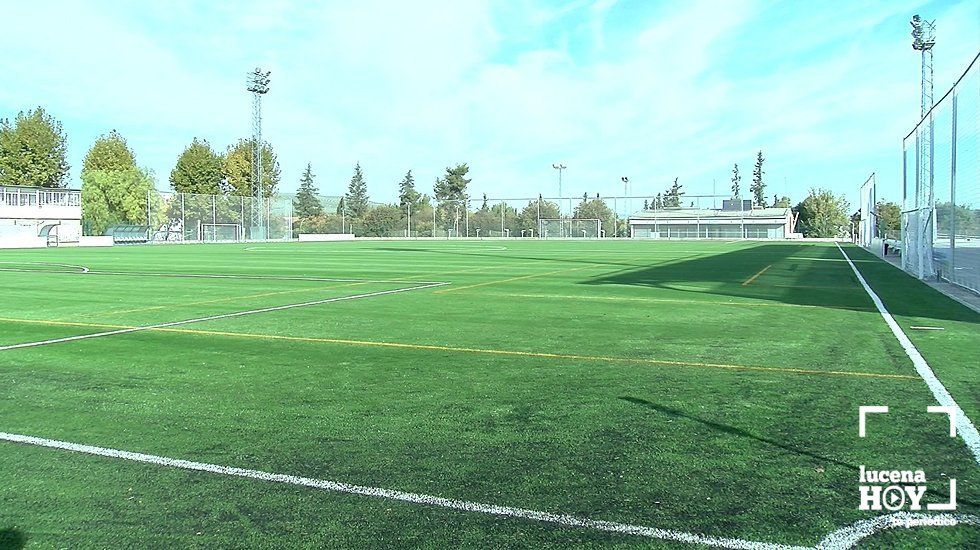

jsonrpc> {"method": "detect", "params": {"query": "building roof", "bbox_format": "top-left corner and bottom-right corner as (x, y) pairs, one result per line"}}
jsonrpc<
(629, 207), (791, 220)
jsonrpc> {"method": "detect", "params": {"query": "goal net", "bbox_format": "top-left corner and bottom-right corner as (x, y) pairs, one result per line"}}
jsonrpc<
(200, 223), (242, 242)
(538, 218), (601, 238)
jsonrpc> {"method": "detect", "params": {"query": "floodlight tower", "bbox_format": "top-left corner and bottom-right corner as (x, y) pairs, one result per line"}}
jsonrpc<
(621, 176), (630, 217)
(910, 15), (936, 209)
(247, 67), (271, 239)
(552, 163), (566, 235)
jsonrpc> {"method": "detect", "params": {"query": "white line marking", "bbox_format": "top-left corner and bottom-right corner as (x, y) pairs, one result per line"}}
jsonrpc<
(909, 326), (945, 331)
(0, 261), (90, 273)
(2, 431), (973, 548)
(0, 431), (801, 549)
(0, 282), (447, 353)
(816, 512), (980, 549)
(836, 243), (980, 463)
(858, 406), (888, 437)
(927, 406), (957, 437)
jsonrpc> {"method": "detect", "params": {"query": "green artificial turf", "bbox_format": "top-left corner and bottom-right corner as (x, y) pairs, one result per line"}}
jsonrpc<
(0, 240), (977, 548)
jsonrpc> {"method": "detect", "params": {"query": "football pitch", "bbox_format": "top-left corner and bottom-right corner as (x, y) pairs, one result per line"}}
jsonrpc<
(0, 240), (977, 548)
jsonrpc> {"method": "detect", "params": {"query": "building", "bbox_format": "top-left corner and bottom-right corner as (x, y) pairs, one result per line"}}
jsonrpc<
(629, 200), (794, 239)
(0, 185), (82, 247)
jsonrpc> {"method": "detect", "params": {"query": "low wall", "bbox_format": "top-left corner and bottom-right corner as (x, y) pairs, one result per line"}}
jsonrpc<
(0, 236), (46, 249)
(298, 233), (356, 242)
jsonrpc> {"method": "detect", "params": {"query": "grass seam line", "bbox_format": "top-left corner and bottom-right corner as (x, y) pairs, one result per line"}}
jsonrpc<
(836, 243), (980, 464)
(0, 282), (447, 353)
(434, 263), (603, 293)
(0, 431), (804, 550)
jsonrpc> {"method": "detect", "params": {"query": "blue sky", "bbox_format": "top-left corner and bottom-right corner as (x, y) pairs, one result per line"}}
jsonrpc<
(1, 0), (977, 210)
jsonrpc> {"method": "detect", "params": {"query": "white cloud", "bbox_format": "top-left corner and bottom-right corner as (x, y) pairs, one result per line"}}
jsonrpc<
(0, 0), (976, 211)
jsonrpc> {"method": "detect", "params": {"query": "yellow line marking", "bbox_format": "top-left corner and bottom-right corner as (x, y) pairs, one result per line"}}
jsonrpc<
(434, 263), (603, 293)
(742, 264), (772, 286)
(0, 316), (918, 381)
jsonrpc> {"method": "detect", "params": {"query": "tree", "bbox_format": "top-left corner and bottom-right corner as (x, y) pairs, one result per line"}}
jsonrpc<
(469, 194), (495, 235)
(361, 204), (402, 237)
(750, 150), (766, 206)
(433, 163), (471, 231)
(223, 138), (281, 197)
(875, 200), (901, 233)
(795, 188), (849, 238)
(397, 170), (421, 211)
(434, 163), (471, 202)
(344, 162), (370, 218)
(516, 198), (560, 234)
(83, 130), (136, 173)
(573, 196), (616, 235)
(664, 178), (684, 207)
(731, 163), (741, 198)
(81, 167), (164, 234)
(772, 195), (792, 208)
(935, 202), (979, 236)
(293, 163), (324, 219)
(0, 107), (69, 188)
(170, 138), (223, 194)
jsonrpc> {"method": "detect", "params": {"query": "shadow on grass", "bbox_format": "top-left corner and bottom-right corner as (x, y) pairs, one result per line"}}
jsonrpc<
(618, 396), (858, 471)
(619, 396), (975, 507)
(0, 528), (26, 550)
(584, 243), (979, 323)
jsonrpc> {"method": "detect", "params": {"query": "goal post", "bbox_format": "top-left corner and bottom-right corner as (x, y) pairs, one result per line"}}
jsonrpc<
(538, 218), (601, 238)
(200, 223), (243, 242)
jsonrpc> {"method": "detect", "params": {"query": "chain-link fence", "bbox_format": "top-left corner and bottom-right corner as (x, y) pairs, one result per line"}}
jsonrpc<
(902, 52), (979, 293)
(135, 189), (786, 243)
(147, 191), (294, 242)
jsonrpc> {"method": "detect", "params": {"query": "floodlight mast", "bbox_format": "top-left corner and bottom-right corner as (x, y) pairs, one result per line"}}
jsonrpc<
(910, 15), (936, 250)
(621, 176), (630, 218)
(247, 67), (271, 240)
(552, 163), (566, 235)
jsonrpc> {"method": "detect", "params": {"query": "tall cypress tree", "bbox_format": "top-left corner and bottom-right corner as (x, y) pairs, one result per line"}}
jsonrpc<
(750, 150), (766, 206)
(731, 163), (741, 199)
(397, 169), (419, 211)
(293, 163), (323, 218)
(345, 163), (369, 218)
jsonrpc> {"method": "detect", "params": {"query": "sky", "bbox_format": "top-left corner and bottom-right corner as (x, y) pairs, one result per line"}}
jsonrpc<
(1, 0), (977, 212)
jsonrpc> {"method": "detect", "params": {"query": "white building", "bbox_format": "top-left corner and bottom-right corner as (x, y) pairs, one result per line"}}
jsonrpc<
(629, 200), (794, 239)
(0, 185), (82, 247)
